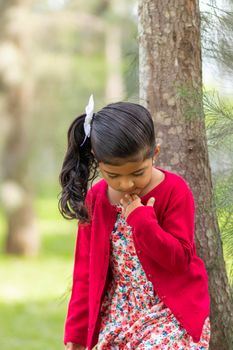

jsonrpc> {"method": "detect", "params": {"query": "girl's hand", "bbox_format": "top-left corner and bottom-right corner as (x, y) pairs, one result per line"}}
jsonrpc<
(120, 194), (155, 219)
(65, 343), (86, 350)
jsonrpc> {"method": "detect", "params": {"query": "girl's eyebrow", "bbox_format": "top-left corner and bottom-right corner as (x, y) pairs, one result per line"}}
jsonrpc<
(104, 166), (148, 175)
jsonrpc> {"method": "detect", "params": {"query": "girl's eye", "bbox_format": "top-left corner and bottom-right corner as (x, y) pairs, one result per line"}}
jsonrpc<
(134, 172), (144, 176)
(107, 172), (144, 178)
(108, 175), (118, 179)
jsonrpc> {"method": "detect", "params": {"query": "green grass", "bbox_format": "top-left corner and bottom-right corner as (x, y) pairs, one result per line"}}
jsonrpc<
(0, 197), (77, 350)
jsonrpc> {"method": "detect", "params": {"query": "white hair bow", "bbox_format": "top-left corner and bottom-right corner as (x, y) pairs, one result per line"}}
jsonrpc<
(84, 94), (94, 137)
(81, 94), (94, 146)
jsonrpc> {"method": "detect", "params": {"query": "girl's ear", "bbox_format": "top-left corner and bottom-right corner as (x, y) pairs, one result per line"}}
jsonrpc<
(154, 144), (160, 158)
(152, 144), (160, 165)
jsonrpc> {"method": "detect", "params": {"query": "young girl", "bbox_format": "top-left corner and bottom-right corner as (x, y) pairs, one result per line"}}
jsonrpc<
(59, 96), (211, 350)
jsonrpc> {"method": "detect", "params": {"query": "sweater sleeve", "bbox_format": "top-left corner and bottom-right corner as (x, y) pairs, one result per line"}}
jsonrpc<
(64, 221), (91, 346)
(126, 188), (195, 274)
(63, 188), (94, 346)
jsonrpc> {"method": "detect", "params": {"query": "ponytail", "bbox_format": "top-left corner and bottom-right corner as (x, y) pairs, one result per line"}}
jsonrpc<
(58, 114), (98, 222)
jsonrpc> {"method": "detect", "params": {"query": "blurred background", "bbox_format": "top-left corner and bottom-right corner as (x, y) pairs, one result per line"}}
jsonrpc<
(0, 0), (232, 349)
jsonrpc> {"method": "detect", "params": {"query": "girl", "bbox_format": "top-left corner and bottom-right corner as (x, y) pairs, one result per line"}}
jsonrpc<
(59, 96), (211, 350)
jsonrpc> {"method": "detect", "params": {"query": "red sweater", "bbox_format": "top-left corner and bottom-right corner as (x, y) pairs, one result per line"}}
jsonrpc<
(64, 168), (210, 349)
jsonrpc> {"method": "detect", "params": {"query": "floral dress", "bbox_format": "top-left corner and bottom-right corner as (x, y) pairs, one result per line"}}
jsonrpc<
(96, 206), (210, 349)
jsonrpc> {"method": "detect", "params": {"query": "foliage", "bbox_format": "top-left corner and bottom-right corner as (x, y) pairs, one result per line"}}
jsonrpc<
(204, 90), (233, 286)
(204, 90), (233, 150)
(201, 0), (233, 72)
(213, 172), (233, 286)
(201, 0), (233, 288)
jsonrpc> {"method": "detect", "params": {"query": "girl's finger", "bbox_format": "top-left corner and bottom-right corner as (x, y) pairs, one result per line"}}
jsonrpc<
(120, 197), (129, 209)
(147, 197), (155, 206)
(124, 194), (131, 201)
(131, 194), (138, 201)
(120, 194), (140, 208)
(123, 194), (133, 204)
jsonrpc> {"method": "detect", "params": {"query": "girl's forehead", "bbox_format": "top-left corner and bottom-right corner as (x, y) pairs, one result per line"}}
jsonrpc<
(99, 158), (151, 174)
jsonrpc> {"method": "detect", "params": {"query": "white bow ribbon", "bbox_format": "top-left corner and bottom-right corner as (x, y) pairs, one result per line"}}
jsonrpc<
(83, 94), (94, 138)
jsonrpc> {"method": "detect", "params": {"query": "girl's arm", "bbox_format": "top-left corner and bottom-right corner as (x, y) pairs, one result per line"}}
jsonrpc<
(125, 189), (195, 274)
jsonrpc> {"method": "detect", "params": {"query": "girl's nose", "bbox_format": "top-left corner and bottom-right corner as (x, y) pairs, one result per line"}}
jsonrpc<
(119, 179), (134, 192)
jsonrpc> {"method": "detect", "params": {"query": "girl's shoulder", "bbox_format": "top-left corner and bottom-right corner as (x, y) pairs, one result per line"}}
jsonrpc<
(84, 179), (106, 216)
(86, 178), (106, 203)
(155, 168), (193, 195)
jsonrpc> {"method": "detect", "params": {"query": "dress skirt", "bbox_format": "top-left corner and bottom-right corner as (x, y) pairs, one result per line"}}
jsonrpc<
(96, 207), (210, 349)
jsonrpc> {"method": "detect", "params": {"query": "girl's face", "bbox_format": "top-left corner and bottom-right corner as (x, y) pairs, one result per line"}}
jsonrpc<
(99, 156), (156, 197)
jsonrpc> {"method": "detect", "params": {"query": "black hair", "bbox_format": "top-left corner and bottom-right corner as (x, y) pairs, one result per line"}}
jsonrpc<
(59, 101), (156, 223)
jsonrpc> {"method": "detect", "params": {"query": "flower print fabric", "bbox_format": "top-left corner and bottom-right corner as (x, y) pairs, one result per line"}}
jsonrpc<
(96, 206), (210, 350)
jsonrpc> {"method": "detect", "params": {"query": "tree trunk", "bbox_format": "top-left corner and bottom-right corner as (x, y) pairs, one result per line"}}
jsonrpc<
(138, 0), (233, 348)
(0, 0), (39, 256)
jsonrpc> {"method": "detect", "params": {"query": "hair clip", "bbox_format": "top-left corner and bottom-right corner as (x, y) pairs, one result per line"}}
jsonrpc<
(80, 94), (94, 146)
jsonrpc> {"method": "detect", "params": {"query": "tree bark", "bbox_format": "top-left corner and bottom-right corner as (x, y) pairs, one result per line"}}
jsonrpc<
(138, 0), (233, 348)
(0, 0), (39, 255)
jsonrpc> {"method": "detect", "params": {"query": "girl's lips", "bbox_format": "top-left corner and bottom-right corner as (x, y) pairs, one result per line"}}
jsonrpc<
(118, 188), (141, 196)
(127, 189), (141, 195)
